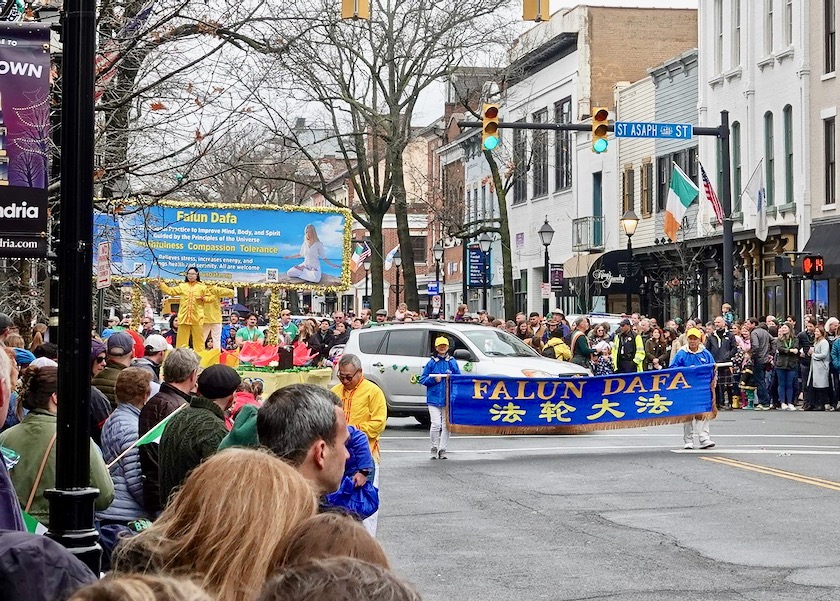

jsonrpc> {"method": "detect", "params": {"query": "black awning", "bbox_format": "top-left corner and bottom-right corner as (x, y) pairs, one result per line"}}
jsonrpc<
(802, 222), (840, 279)
(587, 249), (636, 294)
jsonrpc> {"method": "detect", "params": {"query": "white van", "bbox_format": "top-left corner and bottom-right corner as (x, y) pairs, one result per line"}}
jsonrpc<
(337, 322), (590, 425)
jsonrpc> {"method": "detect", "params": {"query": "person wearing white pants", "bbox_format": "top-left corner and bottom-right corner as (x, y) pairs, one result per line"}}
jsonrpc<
(419, 336), (460, 460)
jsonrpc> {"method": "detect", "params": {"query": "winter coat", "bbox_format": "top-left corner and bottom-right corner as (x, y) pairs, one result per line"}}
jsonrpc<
(91, 361), (129, 408)
(90, 386), (113, 447)
(344, 426), (375, 478)
(750, 327), (773, 365)
(831, 337), (840, 373)
(97, 404), (151, 522)
(158, 396), (227, 506)
(419, 353), (460, 407)
(797, 330), (814, 368)
(225, 390), (260, 429)
(774, 335), (800, 371)
(809, 339), (831, 389)
(644, 339), (668, 370)
(131, 357), (161, 383)
(706, 328), (737, 363)
(0, 410), (114, 527)
(138, 382), (191, 514)
(0, 530), (96, 601)
(543, 337), (571, 361)
(611, 332), (645, 372)
(0, 460), (24, 532)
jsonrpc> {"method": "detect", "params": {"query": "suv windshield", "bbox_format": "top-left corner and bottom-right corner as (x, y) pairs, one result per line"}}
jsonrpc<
(463, 328), (540, 358)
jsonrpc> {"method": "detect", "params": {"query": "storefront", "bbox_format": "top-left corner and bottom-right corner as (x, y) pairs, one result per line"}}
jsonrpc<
(800, 220), (840, 319)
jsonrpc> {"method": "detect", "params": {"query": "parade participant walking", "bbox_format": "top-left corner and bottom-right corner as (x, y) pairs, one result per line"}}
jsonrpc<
(419, 337), (459, 460)
(199, 284), (235, 351)
(156, 267), (212, 349)
(92, 331), (136, 407)
(612, 319), (644, 373)
(0, 366), (114, 527)
(158, 365), (240, 505)
(138, 348), (200, 515)
(97, 368), (154, 568)
(670, 328), (716, 450)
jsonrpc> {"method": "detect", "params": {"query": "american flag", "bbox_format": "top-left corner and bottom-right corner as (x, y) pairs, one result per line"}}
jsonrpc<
(700, 162), (724, 225)
(350, 240), (372, 272)
(94, 2), (155, 102)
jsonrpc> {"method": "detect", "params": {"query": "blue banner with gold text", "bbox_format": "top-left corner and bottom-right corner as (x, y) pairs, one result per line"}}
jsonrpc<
(447, 365), (715, 434)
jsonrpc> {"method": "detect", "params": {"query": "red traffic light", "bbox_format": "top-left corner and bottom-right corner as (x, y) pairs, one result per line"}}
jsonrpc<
(803, 255), (825, 277)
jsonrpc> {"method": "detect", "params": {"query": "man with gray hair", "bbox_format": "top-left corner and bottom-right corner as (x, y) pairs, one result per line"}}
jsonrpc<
(330, 353), (386, 535)
(138, 347), (200, 513)
(257, 384), (350, 496)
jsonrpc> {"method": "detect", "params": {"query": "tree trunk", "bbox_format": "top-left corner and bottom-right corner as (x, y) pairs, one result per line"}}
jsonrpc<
(367, 211), (386, 312)
(391, 161), (418, 311)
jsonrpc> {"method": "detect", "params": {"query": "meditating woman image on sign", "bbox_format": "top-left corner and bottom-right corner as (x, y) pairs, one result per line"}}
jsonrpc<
(284, 224), (341, 283)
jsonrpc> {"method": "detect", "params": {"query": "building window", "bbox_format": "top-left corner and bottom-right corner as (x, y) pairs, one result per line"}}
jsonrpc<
(532, 109), (548, 198)
(765, 0), (774, 55)
(622, 166), (635, 213)
(783, 105), (794, 205)
(827, 0), (837, 74)
(784, 0), (793, 46)
(826, 117), (836, 205)
(688, 147), (699, 184)
(764, 111), (775, 207)
(641, 161), (653, 216)
(732, 0), (742, 65)
(514, 270), (527, 315)
(656, 156), (670, 212)
(554, 97), (572, 190)
(512, 123), (527, 205)
(714, 0), (723, 72)
(732, 121), (742, 213)
(410, 236), (427, 263)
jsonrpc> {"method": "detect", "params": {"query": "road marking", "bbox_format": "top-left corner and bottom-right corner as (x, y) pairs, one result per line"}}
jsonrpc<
(381, 446), (840, 456)
(701, 456), (840, 492)
(381, 433), (840, 440)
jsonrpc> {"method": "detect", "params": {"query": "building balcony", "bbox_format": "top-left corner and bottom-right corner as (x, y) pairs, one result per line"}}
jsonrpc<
(572, 216), (605, 252)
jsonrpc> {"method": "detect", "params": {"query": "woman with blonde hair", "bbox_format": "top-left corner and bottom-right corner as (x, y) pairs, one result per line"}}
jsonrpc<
(273, 512), (390, 570)
(112, 448), (317, 601)
(69, 574), (212, 601)
(29, 323), (47, 352)
(284, 224), (340, 284)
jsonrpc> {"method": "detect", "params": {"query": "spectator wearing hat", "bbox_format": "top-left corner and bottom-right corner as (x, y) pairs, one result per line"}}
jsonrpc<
(131, 334), (170, 384)
(89, 339), (113, 446)
(419, 336), (460, 460)
(158, 365), (241, 506)
(670, 327), (716, 449)
(367, 309), (388, 328)
(611, 319), (645, 373)
(92, 332), (136, 408)
(0, 313), (14, 346)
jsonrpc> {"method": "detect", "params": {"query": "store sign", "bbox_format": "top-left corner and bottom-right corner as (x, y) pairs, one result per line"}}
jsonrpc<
(592, 269), (625, 288)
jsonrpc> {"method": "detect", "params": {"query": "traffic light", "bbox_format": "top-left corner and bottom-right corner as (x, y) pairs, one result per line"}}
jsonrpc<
(803, 255), (825, 277)
(592, 107), (609, 153)
(341, 0), (370, 20)
(481, 103), (500, 151)
(523, 0), (549, 21)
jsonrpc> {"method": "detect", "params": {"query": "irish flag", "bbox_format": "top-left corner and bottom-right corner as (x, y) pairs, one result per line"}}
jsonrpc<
(137, 403), (188, 447)
(664, 163), (699, 242)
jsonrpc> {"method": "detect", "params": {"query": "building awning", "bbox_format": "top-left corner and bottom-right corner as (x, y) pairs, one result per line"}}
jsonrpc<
(586, 249), (636, 295)
(802, 222), (840, 279)
(563, 252), (603, 279)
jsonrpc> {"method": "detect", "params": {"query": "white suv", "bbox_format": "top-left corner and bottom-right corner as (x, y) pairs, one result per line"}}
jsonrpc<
(336, 322), (590, 425)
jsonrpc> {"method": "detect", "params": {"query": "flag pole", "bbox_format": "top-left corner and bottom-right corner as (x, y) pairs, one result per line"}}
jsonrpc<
(106, 403), (188, 470)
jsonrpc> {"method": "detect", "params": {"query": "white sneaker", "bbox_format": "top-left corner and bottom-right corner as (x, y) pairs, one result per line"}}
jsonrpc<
(699, 439), (716, 449)
(684, 442), (694, 450)
(787, 404), (797, 411)
(781, 403), (790, 411)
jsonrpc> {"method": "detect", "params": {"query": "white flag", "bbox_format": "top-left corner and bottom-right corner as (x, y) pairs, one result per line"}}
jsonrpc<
(741, 161), (767, 242)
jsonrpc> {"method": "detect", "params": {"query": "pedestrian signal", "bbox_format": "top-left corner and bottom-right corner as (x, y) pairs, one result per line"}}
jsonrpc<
(482, 104), (500, 151)
(803, 255), (824, 277)
(592, 107), (609, 153)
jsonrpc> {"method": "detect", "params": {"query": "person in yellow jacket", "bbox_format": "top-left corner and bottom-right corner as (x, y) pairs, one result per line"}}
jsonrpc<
(200, 285), (236, 350)
(156, 267), (212, 349)
(611, 319), (645, 373)
(543, 331), (572, 361)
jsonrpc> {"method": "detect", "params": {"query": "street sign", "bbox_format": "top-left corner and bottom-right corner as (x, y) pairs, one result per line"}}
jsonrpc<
(431, 295), (441, 309)
(428, 282), (439, 295)
(467, 246), (491, 289)
(614, 121), (693, 140)
(96, 242), (111, 289)
(540, 282), (551, 299)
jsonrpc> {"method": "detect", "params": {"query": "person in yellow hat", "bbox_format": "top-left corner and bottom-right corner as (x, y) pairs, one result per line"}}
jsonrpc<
(419, 336), (460, 460)
(670, 327), (716, 450)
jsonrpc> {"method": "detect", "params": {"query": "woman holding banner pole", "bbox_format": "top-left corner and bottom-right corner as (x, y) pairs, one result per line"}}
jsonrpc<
(156, 267), (211, 349)
(670, 328), (716, 450)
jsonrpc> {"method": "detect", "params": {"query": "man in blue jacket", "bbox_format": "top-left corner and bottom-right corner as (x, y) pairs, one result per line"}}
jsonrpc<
(671, 328), (716, 450)
(419, 336), (460, 460)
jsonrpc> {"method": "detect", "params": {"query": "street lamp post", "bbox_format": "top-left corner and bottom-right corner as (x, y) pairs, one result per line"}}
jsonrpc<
(432, 241), (444, 317)
(478, 233), (492, 311)
(362, 256), (371, 309)
(621, 209), (640, 315)
(393, 250), (402, 308)
(537, 219), (555, 317)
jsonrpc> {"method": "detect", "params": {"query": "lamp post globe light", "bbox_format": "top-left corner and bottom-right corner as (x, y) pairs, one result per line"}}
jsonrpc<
(537, 219), (555, 317)
(621, 209), (639, 314)
(432, 241), (444, 317)
(478, 233), (492, 311)
(362, 256), (371, 309)
(393, 249), (402, 307)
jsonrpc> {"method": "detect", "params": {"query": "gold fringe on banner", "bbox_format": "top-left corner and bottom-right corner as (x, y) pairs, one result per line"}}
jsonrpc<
(266, 286), (281, 347)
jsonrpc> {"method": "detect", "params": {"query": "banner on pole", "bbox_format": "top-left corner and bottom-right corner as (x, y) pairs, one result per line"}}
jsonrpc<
(447, 365), (715, 434)
(0, 23), (51, 258)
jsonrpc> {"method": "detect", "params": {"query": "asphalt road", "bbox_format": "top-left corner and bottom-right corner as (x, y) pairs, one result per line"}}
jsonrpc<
(377, 411), (840, 601)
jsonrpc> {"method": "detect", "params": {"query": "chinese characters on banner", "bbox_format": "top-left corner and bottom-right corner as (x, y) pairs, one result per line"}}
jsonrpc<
(447, 365), (715, 434)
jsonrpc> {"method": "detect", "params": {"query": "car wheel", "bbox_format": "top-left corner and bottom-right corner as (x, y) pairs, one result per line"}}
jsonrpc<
(414, 413), (431, 427)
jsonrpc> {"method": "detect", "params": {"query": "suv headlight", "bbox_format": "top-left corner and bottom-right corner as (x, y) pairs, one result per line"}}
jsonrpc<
(521, 369), (555, 378)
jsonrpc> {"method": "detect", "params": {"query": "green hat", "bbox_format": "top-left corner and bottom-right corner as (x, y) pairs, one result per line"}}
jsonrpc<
(218, 404), (259, 451)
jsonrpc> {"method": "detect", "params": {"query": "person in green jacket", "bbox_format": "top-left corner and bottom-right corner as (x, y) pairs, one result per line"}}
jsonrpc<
(0, 365), (114, 527)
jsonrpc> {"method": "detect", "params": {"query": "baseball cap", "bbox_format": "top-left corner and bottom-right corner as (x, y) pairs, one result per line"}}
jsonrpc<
(376, 309), (388, 316)
(619, 319), (632, 327)
(434, 336), (449, 348)
(144, 334), (171, 353)
(107, 332), (135, 356)
(197, 364), (241, 400)
(14, 348), (36, 368)
(686, 327), (703, 339)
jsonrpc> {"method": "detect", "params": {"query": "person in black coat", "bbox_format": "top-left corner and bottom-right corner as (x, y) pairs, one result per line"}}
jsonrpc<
(309, 319), (336, 364)
(706, 316), (738, 408)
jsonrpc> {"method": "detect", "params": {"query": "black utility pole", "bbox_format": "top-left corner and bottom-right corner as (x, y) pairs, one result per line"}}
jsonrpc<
(719, 111), (734, 311)
(45, 0), (101, 573)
